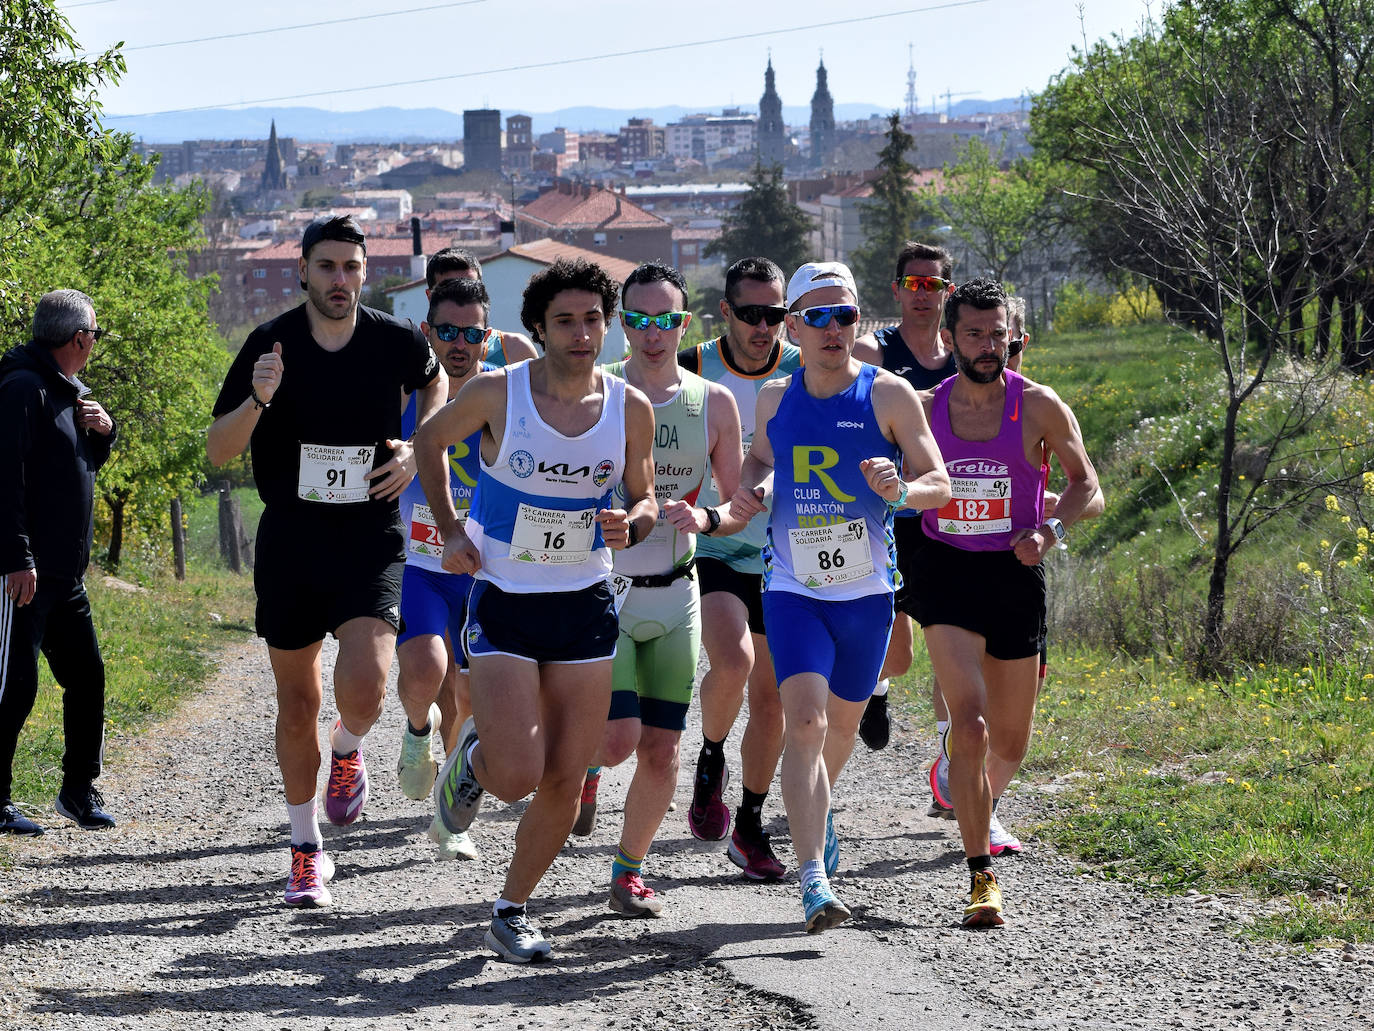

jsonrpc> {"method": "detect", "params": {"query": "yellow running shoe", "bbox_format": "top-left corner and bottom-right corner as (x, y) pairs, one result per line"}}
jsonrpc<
(962, 869), (1005, 928)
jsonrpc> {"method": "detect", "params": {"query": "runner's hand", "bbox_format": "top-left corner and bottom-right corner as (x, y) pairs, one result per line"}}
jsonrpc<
(441, 530), (481, 575)
(252, 342), (283, 405)
(860, 457), (902, 503)
(729, 486), (767, 524)
(366, 439), (415, 500)
(597, 508), (633, 550)
(3, 569), (37, 607)
(1009, 527), (1050, 566)
(661, 499), (700, 535)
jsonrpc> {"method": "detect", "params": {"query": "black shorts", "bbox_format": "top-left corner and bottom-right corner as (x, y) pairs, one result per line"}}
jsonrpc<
(901, 530), (1046, 661)
(464, 579), (618, 664)
(253, 510), (405, 651)
(891, 514), (925, 614)
(695, 556), (766, 636)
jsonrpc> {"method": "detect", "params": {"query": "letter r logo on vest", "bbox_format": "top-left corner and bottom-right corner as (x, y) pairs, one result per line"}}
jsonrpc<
(792, 446), (856, 503)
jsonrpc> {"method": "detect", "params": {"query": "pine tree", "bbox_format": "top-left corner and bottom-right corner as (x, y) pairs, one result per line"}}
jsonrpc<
(705, 162), (812, 274)
(850, 114), (925, 317)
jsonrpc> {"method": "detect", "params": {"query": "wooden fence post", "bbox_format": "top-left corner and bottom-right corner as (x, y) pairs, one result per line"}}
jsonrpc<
(170, 496), (186, 581)
(217, 480), (243, 574)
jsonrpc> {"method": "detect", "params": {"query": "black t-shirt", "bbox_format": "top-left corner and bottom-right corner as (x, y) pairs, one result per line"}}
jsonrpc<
(212, 304), (439, 525)
(875, 325), (957, 389)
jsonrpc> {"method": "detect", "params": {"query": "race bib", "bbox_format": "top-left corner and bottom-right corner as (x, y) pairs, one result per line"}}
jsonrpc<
(936, 472), (1013, 536)
(510, 504), (597, 565)
(609, 572), (633, 615)
(787, 519), (874, 588)
(408, 501), (467, 558)
(298, 444), (375, 504)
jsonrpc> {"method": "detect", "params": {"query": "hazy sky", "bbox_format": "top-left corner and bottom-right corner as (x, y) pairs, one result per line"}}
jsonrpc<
(64, 0), (1158, 117)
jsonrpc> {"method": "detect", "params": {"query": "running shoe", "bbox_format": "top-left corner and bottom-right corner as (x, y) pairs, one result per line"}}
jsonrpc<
(824, 809), (840, 878)
(325, 723), (369, 826)
(926, 729), (955, 819)
(54, 783), (116, 830)
(1, 800), (44, 836)
(396, 702), (441, 800)
(859, 691), (890, 750)
(433, 716), (484, 834)
(608, 872), (664, 917)
(687, 759), (730, 841)
(962, 868), (1005, 928)
(989, 809), (1024, 856)
(485, 908), (552, 963)
(802, 878), (851, 934)
(727, 827), (786, 881)
(427, 814), (479, 860)
(284, 843), (335, 907)
(571, 769), (601, 837)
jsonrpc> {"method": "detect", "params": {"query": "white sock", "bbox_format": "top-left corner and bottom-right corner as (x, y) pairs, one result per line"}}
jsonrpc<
(872, 679), (889, 697)
(800, 859), (825, 886)
(288, 799), (321, 847)
(494, 897), (524, 917)
(331, 719), (365, 756)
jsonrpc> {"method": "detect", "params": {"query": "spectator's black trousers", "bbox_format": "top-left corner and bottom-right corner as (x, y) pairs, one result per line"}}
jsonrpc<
(0, 575), (105, 800)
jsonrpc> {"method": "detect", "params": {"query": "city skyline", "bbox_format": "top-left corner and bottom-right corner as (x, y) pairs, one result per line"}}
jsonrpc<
(66, 0), (1156, 119)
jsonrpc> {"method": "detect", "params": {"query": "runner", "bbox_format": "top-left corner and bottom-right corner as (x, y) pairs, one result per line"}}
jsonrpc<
(393, 276), (496, 862)
(206, 215), (447, 908)
(677, 257), (801, 881)
(416, 257), (656, 962)
(425, 247), (538, 364)
(585, 261), (746, 917)
(907, 278), (1100, 927)
(730, 261), (949, 932)
(853, 242), (958, 752)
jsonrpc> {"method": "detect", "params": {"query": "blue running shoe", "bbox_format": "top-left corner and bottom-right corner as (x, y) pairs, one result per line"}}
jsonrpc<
(824, 809), (839, 878)
(802, 878), (850, 934)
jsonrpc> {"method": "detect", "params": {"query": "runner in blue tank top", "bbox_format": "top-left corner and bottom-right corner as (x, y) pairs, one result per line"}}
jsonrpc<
(415, 258), (657, 963)
(731, 262), (949, 935)
(423, 246), (539, 364)
(393, 277), (499, 863)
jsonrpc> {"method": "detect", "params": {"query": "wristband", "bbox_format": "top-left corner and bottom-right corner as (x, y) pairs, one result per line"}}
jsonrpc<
(627, 520), (640, 547)
(250, 386), (271, 410)
(887, 479), (909, 509)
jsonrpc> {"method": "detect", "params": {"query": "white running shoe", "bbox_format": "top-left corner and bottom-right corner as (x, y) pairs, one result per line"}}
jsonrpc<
(396, 702), (441, 800)
(428, 813), (479, 860)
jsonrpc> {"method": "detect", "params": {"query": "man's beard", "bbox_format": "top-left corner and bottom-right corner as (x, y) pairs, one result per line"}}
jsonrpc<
(955, 347), (1005, 385)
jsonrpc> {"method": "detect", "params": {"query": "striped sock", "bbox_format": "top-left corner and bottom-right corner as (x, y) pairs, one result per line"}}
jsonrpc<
(612, 845), (644, 881)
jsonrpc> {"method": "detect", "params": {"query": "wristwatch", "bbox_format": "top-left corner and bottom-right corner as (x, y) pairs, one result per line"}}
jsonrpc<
(888, 479), (909, 509)
(1043, 517), (1067, 549)
(627, 520), (640, 548)
(701, 506), (722, 536)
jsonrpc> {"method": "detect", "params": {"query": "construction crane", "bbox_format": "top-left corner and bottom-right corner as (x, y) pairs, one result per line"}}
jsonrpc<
(937, 88), (978, 118)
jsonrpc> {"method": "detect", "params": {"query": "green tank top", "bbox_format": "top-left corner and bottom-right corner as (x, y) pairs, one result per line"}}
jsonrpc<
(606, 363), (710, 576)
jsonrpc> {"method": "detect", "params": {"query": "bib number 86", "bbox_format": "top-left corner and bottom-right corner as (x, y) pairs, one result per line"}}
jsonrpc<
(815, 548), (846, 571)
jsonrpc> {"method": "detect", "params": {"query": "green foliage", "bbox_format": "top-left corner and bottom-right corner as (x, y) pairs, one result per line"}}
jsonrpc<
(704, 162), (812, 274)
(849, 114), (924, 316)
(1054, 280), (1164, 331)
(0, 1), (228, 567)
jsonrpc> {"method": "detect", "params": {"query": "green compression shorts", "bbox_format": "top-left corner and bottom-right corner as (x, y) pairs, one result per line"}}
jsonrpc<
(609, 573), (700, 731)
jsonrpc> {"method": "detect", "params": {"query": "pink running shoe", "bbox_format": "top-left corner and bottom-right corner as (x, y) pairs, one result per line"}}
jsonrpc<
(325, 723), (369, 826)
(284, 844), (335, 907)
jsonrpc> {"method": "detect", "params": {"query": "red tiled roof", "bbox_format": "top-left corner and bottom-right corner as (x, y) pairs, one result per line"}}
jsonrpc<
(241, 232), (449, 263)
(519, 187), (667, 231)
(498, 239), (640, 284)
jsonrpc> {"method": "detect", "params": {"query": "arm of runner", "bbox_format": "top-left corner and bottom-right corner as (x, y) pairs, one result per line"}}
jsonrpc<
(872, 372), (951, 511)
(497, 330), (539, 363)
(728, 380), (782, 524)
(598, 385), (658, 550)
(1043, 407), (1104, 519)
(367, 363), (450, 500)
(1011, 385), (1101, 566)
(416, 372), (501, 542)
(207, 341), (282, 466)
(664, 382), (749, 538)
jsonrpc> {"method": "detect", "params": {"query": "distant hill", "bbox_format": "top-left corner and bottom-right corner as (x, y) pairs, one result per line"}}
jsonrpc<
(104, 99), (1025, 144)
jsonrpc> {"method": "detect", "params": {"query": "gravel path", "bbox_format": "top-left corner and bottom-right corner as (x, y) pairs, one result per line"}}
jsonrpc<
(1, 637), (1369, 1030)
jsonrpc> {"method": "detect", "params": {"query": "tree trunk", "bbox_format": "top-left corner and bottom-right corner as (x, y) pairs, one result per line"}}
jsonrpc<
(1358, 298), (1374, 374)
(217, 481), (243, 574)
(1339, 292), (1361, 371)
(1313, 287), (1335, 360)
(170, 496), (186, 582)
(1287, 294), (1306, 359)
(106, 494), (125, 571)
(1200, 400), (1240, 676)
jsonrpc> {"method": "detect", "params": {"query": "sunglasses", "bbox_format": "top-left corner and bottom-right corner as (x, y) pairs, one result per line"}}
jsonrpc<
(727, 301), (788, 327)
(622, 310), (688, 332)
(84, 327), (106, 341)
(432, 323), (487, 345)
(1007, 333), (1027, 356)
(897, 275), (953, 293)
(795, 304), (860, 328)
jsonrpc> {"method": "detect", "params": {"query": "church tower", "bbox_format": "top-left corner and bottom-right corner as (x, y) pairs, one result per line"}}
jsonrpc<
(809, 58), (835, 169)
(757, 58), (785, 168)
(261, 120), (287, 192)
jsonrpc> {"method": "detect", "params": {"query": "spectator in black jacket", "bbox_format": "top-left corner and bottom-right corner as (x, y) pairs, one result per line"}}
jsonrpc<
(0, 289), (118, 835)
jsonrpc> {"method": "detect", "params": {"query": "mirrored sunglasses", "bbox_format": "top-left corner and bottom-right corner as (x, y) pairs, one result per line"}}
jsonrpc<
(622, 310), (688, 332)
(796, 304), (860, 328)
(897, 274), (953, 293)
(433, 323), (487, 344)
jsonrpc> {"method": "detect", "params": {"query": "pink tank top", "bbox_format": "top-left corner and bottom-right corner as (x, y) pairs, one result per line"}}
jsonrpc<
(922, 369), (1044, 552)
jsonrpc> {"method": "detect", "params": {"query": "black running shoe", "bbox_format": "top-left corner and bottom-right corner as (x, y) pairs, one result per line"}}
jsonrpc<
(55, 784), (116, 830)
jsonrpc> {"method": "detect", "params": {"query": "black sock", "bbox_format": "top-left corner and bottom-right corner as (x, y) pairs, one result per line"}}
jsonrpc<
(967, 854), (993, 875)
(494, 903), (525, 919)
(736, 788), (767, 837)
(698, 736), (726, 775)
(407, 719), (430, 736)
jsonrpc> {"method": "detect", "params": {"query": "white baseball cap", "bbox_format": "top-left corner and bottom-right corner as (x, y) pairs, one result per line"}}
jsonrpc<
(786, 261), (858, 309)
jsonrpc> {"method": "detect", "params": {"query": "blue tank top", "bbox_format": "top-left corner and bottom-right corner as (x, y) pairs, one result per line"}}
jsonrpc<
(398, 364), (496, 572)
(922, 369), (1044, 552)
(762, 364), (900, 601)
(467, 361), (627, 593)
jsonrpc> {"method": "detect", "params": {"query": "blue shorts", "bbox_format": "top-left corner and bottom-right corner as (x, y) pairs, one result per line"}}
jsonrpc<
(762, 590), (894, 702)
(397, 565), (473, 665)
(464, 579), (618, 665)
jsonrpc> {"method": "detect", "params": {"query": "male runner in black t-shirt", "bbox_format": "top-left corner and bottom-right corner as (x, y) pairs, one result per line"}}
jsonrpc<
(207, 216), (446, 908)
